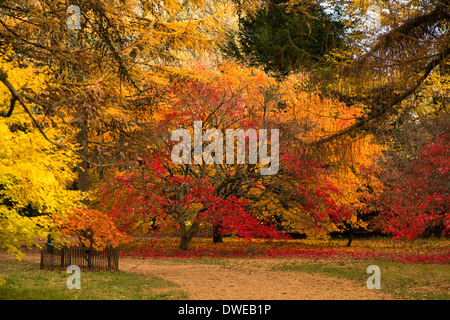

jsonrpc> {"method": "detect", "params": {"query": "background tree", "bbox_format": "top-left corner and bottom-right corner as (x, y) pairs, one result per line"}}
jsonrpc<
(374, 131), (449, 239)
(223, 0), (345, 74)
(306, 0), (450, 146)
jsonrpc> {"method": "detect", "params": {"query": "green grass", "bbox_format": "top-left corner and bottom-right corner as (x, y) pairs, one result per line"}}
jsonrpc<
(271, 258), (450, 300)
(0, 259), (188, 300)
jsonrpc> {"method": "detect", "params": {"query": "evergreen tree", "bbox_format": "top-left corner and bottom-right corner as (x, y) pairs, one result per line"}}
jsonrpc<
(224, 1), (344, 74)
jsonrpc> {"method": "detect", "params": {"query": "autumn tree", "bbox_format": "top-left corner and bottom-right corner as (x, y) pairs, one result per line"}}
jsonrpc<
(98, 62), (383, 249)
(100, 63), (289, 249)
(0, 48), (82, 258)
(52, 207), (130, 267)
(0, 0), (248, 199)
(374, 129), (449, 239)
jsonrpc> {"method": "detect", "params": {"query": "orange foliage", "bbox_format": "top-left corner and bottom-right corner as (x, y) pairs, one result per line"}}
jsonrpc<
(54, 208), (131, 250)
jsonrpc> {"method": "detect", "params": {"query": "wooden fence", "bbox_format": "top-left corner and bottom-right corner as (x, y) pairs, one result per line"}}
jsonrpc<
(40, 246), (120, 271)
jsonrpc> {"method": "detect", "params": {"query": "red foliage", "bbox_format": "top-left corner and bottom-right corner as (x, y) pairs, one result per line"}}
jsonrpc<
(376, 134), (450, 239)
(99, 65), (357, 247)
(281, 153), (351, 226)
(101, 154), (285, 242)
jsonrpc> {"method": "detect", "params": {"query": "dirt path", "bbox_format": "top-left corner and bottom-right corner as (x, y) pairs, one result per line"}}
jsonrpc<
(1, 250), (393, 300)
(119, 257), (393, 300)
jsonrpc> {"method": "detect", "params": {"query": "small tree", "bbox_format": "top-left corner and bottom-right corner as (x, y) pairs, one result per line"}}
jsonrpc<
(102, 158), (284, 250)
(55, 208), (130, 266)
(375, 133), (450, 239)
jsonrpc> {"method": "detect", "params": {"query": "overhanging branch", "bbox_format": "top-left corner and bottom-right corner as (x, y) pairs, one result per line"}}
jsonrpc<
(308, 43), (450, 147)
(0, 68), (115, 167)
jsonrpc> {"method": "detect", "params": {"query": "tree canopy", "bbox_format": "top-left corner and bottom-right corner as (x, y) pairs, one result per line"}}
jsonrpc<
(0, 0), (448, 255)
(223, 0), (345, 74)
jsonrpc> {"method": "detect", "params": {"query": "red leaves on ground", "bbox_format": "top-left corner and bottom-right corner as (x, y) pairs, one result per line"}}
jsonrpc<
(120, 239), (450, 265)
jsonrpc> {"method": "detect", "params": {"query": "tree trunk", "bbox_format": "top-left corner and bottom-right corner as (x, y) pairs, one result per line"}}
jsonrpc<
(179, 235), (190, 251)
(179, 221), (200, 250)
(70, 27), (90, 207)
(212, 222), (223, 243)
(77, 121), (90, 206)
(347, 232), (354, 247)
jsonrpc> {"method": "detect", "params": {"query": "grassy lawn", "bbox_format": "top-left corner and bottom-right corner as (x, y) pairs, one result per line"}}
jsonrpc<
(0, 259), (187, 300)
(271, 258), (450, 300)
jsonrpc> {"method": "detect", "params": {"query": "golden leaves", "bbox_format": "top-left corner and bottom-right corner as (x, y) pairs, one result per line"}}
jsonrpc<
(0, 51), (83, 258)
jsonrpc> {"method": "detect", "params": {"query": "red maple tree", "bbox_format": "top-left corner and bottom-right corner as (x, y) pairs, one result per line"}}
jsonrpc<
(375, 133), (450, 239)
(98, 63), (359, 249)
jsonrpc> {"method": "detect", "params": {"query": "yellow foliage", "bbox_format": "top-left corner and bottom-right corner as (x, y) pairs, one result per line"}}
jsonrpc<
(0, 48), (83, 258)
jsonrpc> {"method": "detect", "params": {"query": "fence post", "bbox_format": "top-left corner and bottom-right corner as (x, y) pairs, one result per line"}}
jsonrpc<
(60, 247), (65, 267)
(46, 234), (54, 254)
(40, 249), (44, 269)
(106, 246), (111, 270)
(114, 247), (120, 270)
